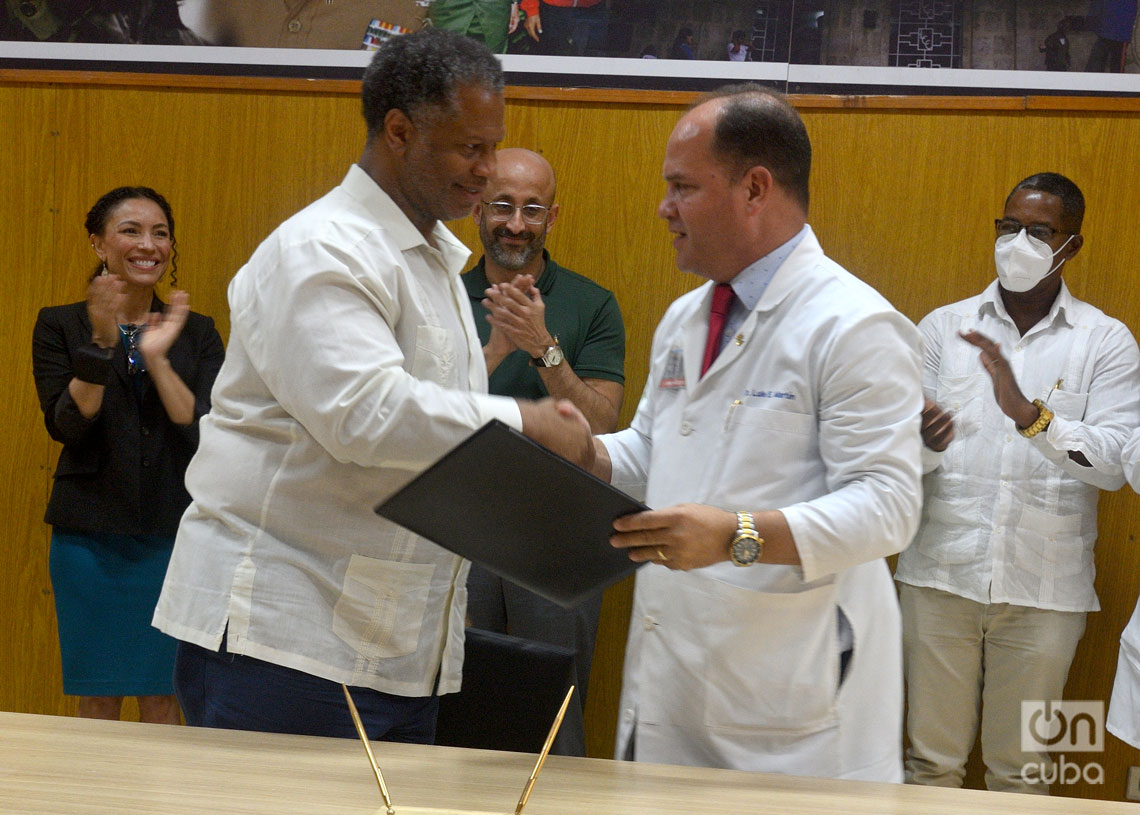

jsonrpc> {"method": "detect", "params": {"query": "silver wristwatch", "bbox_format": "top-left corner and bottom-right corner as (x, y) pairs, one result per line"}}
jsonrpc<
(530, 338), (564, 368)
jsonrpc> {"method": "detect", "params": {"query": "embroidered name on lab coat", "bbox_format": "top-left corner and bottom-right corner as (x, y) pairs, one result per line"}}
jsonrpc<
(743, 389), (797, 400)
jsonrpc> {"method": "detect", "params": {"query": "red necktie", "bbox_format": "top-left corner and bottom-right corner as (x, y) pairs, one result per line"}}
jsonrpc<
(700, 283), (736, 377)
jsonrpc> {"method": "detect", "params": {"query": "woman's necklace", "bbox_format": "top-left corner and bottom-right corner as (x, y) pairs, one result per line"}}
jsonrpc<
(118, 323), (146, 375)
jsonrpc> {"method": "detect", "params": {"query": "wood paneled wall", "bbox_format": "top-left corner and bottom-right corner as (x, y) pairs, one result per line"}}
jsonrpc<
(3, 75), (1140, 801)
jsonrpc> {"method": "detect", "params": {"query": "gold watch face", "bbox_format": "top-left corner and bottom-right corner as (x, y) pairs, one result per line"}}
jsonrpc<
(731, 535), (761, 566)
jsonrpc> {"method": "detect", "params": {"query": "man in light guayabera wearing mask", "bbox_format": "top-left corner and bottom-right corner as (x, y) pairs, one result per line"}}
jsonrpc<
(895, 172), (1140, 794)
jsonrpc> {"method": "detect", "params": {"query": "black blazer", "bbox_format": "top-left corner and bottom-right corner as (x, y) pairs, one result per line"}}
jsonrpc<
(32, 297), (225, 536)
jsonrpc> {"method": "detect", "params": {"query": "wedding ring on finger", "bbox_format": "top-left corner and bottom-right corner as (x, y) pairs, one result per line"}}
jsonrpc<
(656, 548), (669, 562)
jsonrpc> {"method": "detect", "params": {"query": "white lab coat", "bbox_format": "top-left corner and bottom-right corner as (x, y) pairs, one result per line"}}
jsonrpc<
(1108, 600), (1140, 749)
(1110, 433), (1140, 749)
(602, 228), (923, 781)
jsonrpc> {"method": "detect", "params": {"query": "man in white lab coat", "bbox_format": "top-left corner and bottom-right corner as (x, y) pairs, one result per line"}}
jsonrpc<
(1109, 427), (1140, 752)
(1109, 427), (1140, 751)
(584, 87), (924, 780)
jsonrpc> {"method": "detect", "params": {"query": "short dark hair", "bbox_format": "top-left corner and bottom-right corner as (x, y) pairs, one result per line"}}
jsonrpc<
(1007, 172), (1085, 233)
(696, 85), (812, 211)
(85, 186), (179, 285)
(361, 29), (504, 138)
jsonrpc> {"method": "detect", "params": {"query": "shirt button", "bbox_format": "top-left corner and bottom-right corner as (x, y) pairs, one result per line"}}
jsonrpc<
(642, 615), (656, 630)
(623, 708), (635, 722)
(680, 421), (693, 435)
(142, 458), (151, 468)
(287, 18), (302, 33)
(141, 427), (150, 436)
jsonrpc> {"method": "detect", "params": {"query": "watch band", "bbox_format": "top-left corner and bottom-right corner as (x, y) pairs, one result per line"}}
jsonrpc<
(1018, 399), (1055, 438)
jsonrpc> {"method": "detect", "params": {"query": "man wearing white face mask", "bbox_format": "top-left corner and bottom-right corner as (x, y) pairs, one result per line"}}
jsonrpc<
(895, 172), (1140, 794)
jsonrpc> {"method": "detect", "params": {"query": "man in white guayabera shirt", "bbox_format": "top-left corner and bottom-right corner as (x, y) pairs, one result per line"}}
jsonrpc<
(153, 29), (592, 742)
(896, 172), (1140, 794)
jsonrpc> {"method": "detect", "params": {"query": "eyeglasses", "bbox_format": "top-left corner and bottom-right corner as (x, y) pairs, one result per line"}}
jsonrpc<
(994, 218), (1070, 243)
(120, 323), (147, 375)
(482, 200), (550, 225)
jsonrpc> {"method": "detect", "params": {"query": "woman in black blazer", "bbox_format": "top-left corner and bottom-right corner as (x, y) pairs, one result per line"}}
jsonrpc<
(31, 187), (224, 723)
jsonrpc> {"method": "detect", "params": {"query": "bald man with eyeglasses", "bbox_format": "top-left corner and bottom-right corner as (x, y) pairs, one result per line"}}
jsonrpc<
(462, 147), (625, 756)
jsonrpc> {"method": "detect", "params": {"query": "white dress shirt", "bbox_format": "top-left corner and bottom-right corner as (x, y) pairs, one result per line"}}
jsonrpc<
(154, 165), (521, 696)
(895, 279), (1140, 613)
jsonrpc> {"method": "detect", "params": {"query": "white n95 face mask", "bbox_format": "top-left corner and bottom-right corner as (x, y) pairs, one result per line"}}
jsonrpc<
(994, 229), (1073, 293)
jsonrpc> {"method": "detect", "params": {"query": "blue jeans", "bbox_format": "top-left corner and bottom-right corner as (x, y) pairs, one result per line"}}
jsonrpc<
(174, 639), (439, 742)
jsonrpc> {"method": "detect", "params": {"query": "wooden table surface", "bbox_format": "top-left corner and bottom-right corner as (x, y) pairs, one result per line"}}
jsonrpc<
(0, 711), (1133, 814)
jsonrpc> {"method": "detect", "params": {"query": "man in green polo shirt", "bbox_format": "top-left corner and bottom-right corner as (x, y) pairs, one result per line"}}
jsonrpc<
(463, 147), (625, 755)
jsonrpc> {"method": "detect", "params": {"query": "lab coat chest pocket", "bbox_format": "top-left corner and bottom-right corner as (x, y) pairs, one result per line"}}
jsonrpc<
(411, 325), (458, 388)
(722, 405), (816, 490)
(332, 554), (436, 660)
(700, 579), (839, 735)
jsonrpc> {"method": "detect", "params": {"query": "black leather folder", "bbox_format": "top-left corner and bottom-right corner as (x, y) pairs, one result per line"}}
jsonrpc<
(374, 419), (647, 607)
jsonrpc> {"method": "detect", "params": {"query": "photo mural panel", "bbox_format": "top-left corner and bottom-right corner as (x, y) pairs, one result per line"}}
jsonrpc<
(1, 1), (1138, 95)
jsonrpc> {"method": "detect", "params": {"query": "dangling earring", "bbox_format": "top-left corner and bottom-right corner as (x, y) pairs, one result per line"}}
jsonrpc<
(92, 243), (107, 277)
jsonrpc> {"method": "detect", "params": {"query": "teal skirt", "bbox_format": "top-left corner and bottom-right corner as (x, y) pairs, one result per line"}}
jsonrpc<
(49, 529), (178, 696)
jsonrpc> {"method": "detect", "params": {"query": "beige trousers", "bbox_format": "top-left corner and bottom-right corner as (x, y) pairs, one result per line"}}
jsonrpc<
(898, 583), (1086, 794)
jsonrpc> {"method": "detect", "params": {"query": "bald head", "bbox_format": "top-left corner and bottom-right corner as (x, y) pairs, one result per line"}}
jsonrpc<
(671, 98), (719, 154)
(491, 148), (557, 205)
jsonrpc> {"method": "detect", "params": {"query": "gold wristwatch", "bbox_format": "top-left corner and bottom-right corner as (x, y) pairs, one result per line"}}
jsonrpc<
(1018, 399), (1055, 438)
(729, 511), (763, 567)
